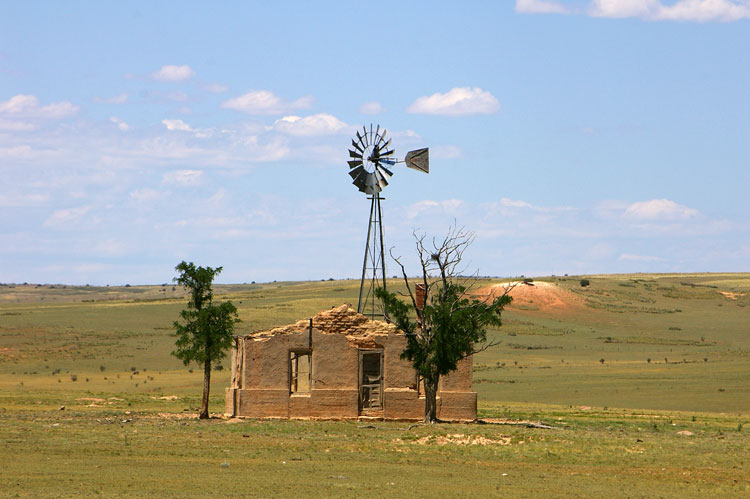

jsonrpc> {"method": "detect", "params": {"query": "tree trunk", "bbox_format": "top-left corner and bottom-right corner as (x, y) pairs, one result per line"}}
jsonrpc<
(423, 375), (440, 423)
(200, 357), (211, 419)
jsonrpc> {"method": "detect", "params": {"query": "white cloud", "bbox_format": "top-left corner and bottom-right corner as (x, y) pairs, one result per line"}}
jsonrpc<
(359, 101), (383, 114)
(588, 0), (658, 18)
(516, 0), (570, 14)
(0, 191), (50, 207)
(515, 0), (750, 21)
(0, 94), (78, 119)
(407, 199), (464, 220)
(94, 93), (128, 104)
(221, 90), (313, 115)
(43, 206), (91, 228)
(203, 83), (228, 94)
(109, 116), (129, 131)
(623, 199), (698, 220)
(271, 114), (348, 136)
(129, 188), (160, 203)
(500, 198), (533, 209)
(162, 119), (193, 131)
(589, 0), (750, 21)
(0, 119), (35, 131)
(490, 197), (577, 214)
(162, 169), (204, 186)
(656, 0), (750, 21)
(151, 65), (195, 82)
(0, 145), (34, 158)
(407, 87), (500, 116)
(619, 253), (664, 262)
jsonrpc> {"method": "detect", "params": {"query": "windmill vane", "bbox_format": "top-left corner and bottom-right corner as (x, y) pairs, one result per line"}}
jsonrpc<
(348, 124), (429, 319)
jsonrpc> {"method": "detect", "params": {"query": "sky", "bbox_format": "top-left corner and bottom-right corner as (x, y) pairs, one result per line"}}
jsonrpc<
(1, 0), (748, 285)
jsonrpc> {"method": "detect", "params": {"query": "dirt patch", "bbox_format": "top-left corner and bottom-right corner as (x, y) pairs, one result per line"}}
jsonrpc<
(719, 291), (745, 300)
(154, 412), (198, 420)
(75, 397), (106, 403)
(395, 433), (511, 446)
(474, 281), (584, 314)
(0, 347), (25, 360)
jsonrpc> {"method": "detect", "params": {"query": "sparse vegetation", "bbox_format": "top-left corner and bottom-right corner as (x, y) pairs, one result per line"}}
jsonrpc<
(1, 273), (750, 495)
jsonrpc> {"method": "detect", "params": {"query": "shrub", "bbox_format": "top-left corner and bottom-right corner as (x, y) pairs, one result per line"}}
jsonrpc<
(580, 279), (590, 287)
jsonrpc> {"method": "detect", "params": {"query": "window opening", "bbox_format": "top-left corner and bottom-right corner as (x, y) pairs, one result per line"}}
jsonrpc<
(290, 351), (311, 394)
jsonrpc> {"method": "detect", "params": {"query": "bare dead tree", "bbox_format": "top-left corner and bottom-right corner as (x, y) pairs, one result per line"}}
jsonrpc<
(376, 224), (514, 423)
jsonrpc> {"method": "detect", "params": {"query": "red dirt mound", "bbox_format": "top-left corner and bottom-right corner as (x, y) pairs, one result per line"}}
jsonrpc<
(474, 281), (584, 313)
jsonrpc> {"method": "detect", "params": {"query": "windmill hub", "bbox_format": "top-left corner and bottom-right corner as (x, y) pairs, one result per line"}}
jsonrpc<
(347, 124), (430, 319)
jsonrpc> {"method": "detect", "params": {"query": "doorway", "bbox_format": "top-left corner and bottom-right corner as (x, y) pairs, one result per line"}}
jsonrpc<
(359, 350), (383, 412)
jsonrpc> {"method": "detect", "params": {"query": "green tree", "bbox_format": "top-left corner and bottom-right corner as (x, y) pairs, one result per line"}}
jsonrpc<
(173, 261), (239, 419)
(376, 226), (512, 423)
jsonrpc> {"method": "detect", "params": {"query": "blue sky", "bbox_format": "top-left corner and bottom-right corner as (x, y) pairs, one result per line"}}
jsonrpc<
(1, 1), (748, 285)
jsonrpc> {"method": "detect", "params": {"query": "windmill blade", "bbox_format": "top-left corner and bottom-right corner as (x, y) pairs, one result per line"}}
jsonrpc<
(354, 176), (368, 193)
(349, 165), (365, 180)
(363, 125), (369, 144)
(378, 148), (395, 158)
(374, 138), (391, 156)
(376, 164), (393, 179)
(377, 129), (387, 147)
(349, 149), (362, 159)
(374, 169), (389, 189)
(356, 130), (366, 148)
(348, 160), (363, 169)
(351, 139), (364, 154)
(374, 124), (380, 145)
(405, 148), (429, 173)
(351, 169), (369, 192)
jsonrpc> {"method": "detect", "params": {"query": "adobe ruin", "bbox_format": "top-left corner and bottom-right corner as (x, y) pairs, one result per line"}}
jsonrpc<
(225, 304), (476, 421)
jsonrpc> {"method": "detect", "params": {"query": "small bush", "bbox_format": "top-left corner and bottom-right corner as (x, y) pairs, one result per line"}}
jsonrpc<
(70, 374), (78, 382)
(580, 279), (590, 287)
(99, 365), (106, 372)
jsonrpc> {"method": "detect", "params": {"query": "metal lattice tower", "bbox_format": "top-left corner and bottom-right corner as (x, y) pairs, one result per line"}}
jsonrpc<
(358, 192), (387, 319)
(347, 124), (429, 320)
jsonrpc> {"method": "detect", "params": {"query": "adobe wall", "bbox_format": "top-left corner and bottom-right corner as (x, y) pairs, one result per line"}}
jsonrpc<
(225, 305), (477, 421)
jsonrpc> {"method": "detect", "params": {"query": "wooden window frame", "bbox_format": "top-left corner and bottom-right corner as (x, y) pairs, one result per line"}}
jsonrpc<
(289, 349), (312, 396)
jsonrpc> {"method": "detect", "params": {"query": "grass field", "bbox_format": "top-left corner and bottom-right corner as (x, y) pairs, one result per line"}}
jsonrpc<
(1, 274), (749, 497)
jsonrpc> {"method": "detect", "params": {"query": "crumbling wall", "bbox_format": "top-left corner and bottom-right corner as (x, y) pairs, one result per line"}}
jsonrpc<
(226, 304), (477, 421)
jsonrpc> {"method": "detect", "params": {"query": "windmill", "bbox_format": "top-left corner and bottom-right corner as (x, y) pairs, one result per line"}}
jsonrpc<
(347, 124), (429, 319)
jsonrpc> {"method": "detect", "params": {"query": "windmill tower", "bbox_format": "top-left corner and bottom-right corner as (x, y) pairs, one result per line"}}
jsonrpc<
(347, 124), (429, 319)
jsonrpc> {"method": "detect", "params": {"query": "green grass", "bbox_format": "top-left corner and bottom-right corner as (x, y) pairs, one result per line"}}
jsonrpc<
(1, 274), (750, 496)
